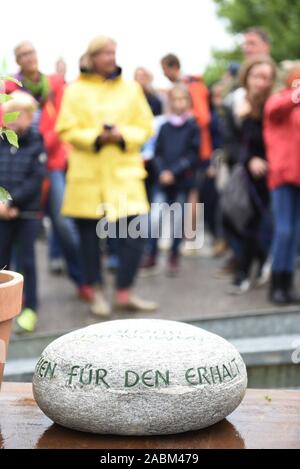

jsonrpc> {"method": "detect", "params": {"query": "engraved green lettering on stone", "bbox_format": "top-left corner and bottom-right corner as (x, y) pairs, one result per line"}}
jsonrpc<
(209, 366), (223, 384)
(68, 365), (80, 385)
(95, 369), (110, 388)
(142, 370), (154, 387)
(155, 370), (170, 387)
(198, 367), (212, 385)
(185, 368), (198, 385)
(80, 365), (93, 385)
(232, 358), (240, 375)
(125, 370), (139, 388)
(222, 364), (232, 381)
(229, 359), (238, 379)
(39, 360), (48, 378)
(45, 361), (57, 379)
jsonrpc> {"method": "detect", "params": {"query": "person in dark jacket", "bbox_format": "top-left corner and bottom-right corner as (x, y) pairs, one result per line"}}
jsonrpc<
(228, 56), (276, 293)
(142, 85), (200, 275)
(134, 67), (163, 117)
(6, 41), (89, 302)
(0, 91), (46, 333)
(134, 67), (163, 202)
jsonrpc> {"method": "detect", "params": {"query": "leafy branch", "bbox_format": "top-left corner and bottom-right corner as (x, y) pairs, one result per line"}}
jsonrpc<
(0, 76), (22, 202)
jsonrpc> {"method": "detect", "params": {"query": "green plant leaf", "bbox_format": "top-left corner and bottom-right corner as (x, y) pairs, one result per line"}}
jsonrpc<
(3, 129), (19, 148)
(0, 76), (23, 87)
(3, 112), (20, 124)
(0, 187), (12, 203)
(0, 94), (13, 104)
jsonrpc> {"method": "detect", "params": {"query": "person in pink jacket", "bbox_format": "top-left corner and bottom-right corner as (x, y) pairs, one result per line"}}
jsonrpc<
(264, 67), (300, 305)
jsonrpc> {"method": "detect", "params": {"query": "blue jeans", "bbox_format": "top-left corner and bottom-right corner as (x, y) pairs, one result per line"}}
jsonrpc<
(271, 184), (300, 273)
(149, 188), (188, 258)
(49, 227), (63, 260)
(47, 170), (84, 285)
(0, 219), (40, 311)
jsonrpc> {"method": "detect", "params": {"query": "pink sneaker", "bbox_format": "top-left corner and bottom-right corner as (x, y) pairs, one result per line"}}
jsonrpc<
(78, 285), (94, 303)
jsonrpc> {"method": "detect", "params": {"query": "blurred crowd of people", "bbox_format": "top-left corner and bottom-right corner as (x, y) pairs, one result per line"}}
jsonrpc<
(1, 26), (300, 333)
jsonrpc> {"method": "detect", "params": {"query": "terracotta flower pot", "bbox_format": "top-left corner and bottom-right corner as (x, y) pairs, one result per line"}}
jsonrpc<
(0, 271), (23, 389)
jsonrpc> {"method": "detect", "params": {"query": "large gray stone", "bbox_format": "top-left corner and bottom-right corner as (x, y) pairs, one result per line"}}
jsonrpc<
(32, 319), (247, 435)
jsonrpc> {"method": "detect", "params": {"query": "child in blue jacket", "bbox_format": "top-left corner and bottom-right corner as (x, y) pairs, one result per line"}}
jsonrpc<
(142, 85), (200, 275)
(0, 91), (46, 332)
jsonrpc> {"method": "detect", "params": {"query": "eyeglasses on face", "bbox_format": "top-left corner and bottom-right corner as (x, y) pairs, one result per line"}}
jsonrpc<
(16, 49), (36, 60)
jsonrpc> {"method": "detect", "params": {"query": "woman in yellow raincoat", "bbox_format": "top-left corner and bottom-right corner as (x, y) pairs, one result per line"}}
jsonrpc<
(56, 36), (157, 316)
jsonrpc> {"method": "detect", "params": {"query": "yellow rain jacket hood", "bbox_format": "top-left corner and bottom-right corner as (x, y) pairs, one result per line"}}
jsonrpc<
(56, 70), (153, 221)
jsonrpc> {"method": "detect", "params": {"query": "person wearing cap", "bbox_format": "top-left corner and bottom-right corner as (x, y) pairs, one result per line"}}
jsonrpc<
(56, 35), (157, 316)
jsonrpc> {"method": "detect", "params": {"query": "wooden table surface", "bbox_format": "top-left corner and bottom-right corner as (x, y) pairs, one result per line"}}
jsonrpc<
(0, 383), (299, 449)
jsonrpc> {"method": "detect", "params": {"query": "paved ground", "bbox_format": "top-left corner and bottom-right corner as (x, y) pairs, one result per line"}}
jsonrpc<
(30, 239), (300, 335)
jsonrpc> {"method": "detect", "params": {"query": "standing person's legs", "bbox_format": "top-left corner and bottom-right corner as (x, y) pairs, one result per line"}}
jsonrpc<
(106, 237), (119, 271)
(115, 215), (158, 312)
(201, 175), (219, 239)
(239, 211), (266, 279)
(14, 219), (40, 333)
(75, 218), (102, 286)
(191, 160), (210, 241)
(166, 190), (187, 276)
(170, 191), (187, 257)
(187, 189), (199, 238)
(75, 218), (110, 317)
(270, 185), (294, 304)
(47, 170), (84, 286)
(286, 186), (300, 273)
(48, 226), (64, 274)
(17, 219), (40, 311)
(149, 190), (167, 259)
(257, 210), (273, 260)
(116, 216), (147, 289)
(233, 229), (256, 291)
(280, 186), (300, 302)
(271, 185), (293, 273)
(141, 189), (167, 269)
(0, 220), (16, 271)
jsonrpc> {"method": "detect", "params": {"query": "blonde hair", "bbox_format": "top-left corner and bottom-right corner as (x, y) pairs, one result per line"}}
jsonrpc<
(168, 84), (192, 104)
(2, 91), (38, 114)
(83, 35), (116, 74)
(86, 35), (116, 57)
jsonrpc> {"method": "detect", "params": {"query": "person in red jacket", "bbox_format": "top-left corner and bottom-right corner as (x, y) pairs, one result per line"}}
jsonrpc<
(5, 41), (90, 302)
(264, 67), (300, 305)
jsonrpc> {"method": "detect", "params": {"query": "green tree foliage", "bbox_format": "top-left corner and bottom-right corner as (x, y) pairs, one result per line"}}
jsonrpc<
(213, 0), (300, 62)
(204, 0), (300, 86)
(203, 48), (242, 86)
